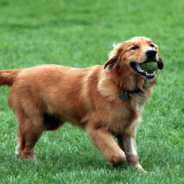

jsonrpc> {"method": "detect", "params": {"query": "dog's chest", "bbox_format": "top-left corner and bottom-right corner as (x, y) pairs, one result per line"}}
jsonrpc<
(87, 97), (144, 135)
(111, 91), (151, 134)
(108, 101), (142, 134)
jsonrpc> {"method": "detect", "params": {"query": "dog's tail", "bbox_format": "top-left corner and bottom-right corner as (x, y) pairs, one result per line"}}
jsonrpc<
(0, 69), (23, 86)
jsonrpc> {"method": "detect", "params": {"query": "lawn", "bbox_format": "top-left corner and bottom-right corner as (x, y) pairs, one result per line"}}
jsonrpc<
(0, 0), (184, 183)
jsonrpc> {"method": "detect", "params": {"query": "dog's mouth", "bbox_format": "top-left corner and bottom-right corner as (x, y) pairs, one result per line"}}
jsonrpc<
(130, 61), (157, 79)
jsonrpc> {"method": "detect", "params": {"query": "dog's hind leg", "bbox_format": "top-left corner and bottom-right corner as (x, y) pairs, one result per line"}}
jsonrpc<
(15, 130), (25, 158)
(86, 127), (126, 166)
(15, 112), (44, 160)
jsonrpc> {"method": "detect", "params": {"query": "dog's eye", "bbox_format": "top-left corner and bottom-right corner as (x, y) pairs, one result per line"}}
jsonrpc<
(150, 43), (154, 47)
(131, 46), (139, 50)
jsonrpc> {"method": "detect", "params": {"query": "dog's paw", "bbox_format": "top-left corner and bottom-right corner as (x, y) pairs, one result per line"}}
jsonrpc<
(108, 151), (126, 166)
(134, 163), (147, 173)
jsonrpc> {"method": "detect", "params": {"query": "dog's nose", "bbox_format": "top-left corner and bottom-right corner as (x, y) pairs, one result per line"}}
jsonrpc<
(146, 50), (157, 58)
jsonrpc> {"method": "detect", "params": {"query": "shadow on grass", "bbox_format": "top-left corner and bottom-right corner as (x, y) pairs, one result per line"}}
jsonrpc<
(35, 150), (129, 172)
(0, 150), (130, 173)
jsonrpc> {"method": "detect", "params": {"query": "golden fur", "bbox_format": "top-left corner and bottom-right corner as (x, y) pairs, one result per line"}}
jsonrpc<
(0, 37), (163, 171)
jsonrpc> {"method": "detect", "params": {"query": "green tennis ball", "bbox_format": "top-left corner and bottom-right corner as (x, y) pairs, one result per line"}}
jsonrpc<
(141, 61), (157, 73)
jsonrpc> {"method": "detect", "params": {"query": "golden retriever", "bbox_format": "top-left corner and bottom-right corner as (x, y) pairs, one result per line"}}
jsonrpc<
(0, 37), (163, 172)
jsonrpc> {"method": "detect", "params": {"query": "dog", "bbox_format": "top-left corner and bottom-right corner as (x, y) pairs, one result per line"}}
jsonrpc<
(0, 37), (163, 172)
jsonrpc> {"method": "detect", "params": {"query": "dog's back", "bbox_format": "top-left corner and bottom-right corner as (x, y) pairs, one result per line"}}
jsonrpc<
(1, 65), (103, 124)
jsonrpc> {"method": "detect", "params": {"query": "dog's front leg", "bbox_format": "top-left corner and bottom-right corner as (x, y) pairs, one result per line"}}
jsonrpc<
(86, 127), (126, 166)
(117, 135), (146, 172)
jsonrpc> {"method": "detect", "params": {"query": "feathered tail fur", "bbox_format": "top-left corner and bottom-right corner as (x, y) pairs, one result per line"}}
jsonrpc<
(0, 69), (22, 86)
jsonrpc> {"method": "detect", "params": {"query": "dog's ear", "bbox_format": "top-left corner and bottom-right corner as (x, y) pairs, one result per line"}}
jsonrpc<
(158, 56), (163, 70)
(104, 55), (120, 70)
(104, 43), (123, 70)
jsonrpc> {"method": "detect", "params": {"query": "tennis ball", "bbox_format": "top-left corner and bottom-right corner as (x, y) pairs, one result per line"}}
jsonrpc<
(141, 61), (157, 73)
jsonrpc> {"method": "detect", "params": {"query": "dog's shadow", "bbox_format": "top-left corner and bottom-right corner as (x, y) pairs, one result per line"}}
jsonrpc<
(31, 146), (129, 173)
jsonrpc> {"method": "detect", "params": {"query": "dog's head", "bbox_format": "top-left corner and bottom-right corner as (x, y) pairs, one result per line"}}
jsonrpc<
(104, 37), (163, 79)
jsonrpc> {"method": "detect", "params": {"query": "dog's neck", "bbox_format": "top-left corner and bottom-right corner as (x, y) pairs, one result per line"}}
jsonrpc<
(118, 88), (143, 101)
(98, 69), (156, 102)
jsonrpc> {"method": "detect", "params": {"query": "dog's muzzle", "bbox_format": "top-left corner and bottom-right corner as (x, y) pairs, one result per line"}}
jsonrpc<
(145, 49), (157, 60)
(145, 49), (163, 70)
(130, 49), (159, 79)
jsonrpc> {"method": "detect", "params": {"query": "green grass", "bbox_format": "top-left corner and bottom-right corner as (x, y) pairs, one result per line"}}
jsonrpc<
(0, 0), (184, 183)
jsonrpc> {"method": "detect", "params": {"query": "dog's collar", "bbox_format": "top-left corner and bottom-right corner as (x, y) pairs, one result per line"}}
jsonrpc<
(119, 88), (143, 101)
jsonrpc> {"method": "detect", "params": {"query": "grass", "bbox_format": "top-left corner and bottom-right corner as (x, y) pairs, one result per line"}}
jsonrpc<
(0, 0), (184, 183)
